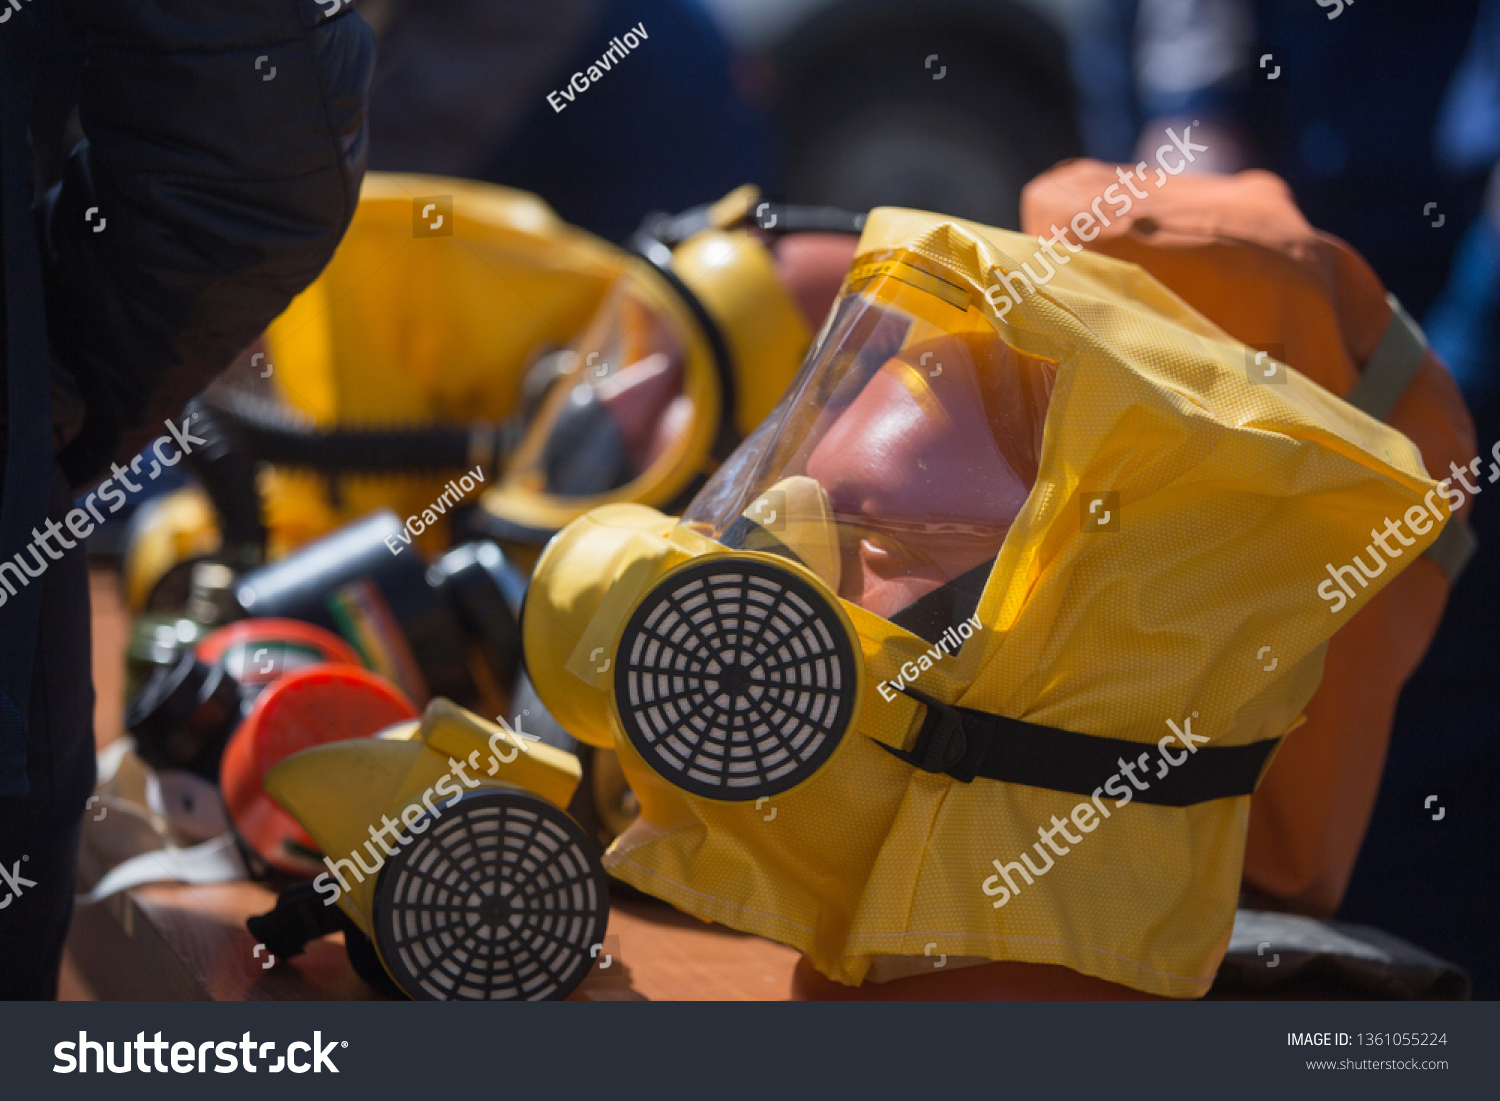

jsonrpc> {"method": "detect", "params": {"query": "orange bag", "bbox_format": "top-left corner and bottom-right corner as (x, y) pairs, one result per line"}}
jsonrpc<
(1022, 162), (1477, 917)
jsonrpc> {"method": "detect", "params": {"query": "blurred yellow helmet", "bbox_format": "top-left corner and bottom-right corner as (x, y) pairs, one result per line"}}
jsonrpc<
(472, 187), (863, 566)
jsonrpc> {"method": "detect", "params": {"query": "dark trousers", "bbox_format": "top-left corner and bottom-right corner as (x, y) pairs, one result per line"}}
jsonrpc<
(0, 467), (96, 999)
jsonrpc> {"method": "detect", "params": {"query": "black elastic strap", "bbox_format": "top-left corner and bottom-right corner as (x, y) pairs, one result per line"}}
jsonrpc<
(628, 201), (866, 468)
(246, 880), (348, 960)
(887, 559), (991, 646)
(628, 231), (740, 463)
(638, 202), (866, 249)
(880, 685), (1279, 806)
(719, 512), (805, 562)
(247, 879), (406, 997)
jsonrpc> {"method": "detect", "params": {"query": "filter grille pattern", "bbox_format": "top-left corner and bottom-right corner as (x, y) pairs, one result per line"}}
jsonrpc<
(614, 557), (857, 800)
(373, 790), (608, 1001)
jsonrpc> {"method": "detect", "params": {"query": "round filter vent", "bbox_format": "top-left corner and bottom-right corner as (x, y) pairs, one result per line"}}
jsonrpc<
(373, 790), (609, 1001)
(614, 556), (858, 801)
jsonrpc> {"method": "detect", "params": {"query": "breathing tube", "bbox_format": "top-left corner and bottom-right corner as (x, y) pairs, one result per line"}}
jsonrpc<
(193, 391), (511, 478)
(186, 393), (511, 561)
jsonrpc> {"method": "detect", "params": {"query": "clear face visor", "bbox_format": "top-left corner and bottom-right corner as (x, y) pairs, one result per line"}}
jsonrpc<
(503, 269), (700, 501)
(682, 250), (1057, 642)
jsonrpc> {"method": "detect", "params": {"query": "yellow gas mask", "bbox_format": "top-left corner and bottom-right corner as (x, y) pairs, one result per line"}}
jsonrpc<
(521, 208), (1453, 998)
(250, 700), (608, 1001)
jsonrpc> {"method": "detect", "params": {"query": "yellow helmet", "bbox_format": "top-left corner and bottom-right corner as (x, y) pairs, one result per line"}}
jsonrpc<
(133, 179), (858, 589)
(253, 173), (630, 558)
(519, 207), (1452, 997)
(471, 187), (862, 567)
(118, 173), (627, 609)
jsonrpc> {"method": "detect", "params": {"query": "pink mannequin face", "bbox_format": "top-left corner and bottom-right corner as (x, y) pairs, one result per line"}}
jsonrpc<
(596, 352), (690, 473)
(804, 346), (1039, 620)
(549, 233), (858, 485)
(771, 233), (861, 330)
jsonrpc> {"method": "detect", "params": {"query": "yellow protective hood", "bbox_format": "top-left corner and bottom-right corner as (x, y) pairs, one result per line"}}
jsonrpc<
(522, 207), (1450, 997)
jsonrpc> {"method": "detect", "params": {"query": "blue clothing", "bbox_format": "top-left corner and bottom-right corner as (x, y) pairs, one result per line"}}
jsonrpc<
(1134, 0), (1485, 314)
(1340, 0), (1500, 1000)
(1, 0), (371, 997)
(1425, 206), (1500, 402)
(479, 0), (775, 243)
(1437, 0), (1500, 173)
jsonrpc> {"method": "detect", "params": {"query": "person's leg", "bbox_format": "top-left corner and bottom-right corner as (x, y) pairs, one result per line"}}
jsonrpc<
(0, 820), (83, 999)
(0, 467), (97, 999)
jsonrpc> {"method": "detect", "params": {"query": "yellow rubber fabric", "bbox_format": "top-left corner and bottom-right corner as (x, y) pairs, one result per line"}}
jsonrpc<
(525, 207), (1449, 997)
(262, 173), (628, 556)
(265, 699), (581, 935)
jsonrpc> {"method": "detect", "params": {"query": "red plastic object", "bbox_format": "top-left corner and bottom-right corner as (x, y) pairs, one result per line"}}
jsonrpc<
(197, 618), (364, 688)
(220, 665), (418, 877)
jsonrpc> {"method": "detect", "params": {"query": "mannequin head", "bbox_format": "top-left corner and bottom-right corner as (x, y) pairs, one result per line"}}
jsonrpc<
(805, 330), (1054, 620)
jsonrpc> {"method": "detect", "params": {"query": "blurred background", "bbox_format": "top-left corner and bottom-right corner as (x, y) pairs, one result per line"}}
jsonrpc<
(360, 0), (1500, 993)
(71, 0), (1499, 1000)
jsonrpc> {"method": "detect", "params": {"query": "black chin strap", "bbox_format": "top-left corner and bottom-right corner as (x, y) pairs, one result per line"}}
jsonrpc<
(880, 684), (1280, 806)
(247, 880), (349, 959)
(248, 880), (405, 998)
